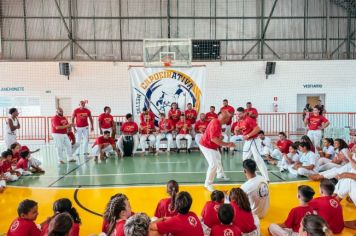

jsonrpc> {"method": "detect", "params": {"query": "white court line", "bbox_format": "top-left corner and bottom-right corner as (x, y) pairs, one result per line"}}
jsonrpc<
(150, 161), (187, 164)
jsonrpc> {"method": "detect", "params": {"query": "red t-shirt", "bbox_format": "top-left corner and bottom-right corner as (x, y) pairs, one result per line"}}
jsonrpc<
(12, 152), (20, 164)
(309, 196), (344, 234)
(156, 212), (204, 236)
(113, 220), (125, 236)
(283, 205), (314, 232)
(41, 221), (80, 236)
(200, 118), (222, 150)
(307, 115), (328, 130)
(236, 116), (258, 139)
(140, 111), (155, 123)
(277, 139), (293, 154)
(154, 198), (178, 218)
(140, 121), (155, 134)
(120, 122), (138, 135)
(101, 219), (109, 234)
(51, 115), (69, 134)
(231, 122), (239, 134)
(245, 108), (258, 119)
(7, 218), (41, 236)
(0, 160), (12, 173)
(72, 108), (91, 128)
(220, 105), (235, 125)
(201, 201), (222, 228)
(230, 201), (256, 233)
(158, 119), (174, 133)
(94, 136), (115, 147)
(176, 120), (192, 135)
(195, 120), (209, 133)
(67, 131), (75, 145)
(98, 113), (114, 129)
(16, 158), (29, 170)
(349, 142), (355, 150)
(211, 224), (242, 236)
(184, 109), (197, 124)
(168, 109), (182, 126)
(206, 112), (218, 123)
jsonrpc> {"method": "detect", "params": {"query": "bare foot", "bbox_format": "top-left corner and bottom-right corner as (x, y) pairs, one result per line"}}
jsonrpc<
(344, 220), (356, 230)
(309, 174), (323, 181)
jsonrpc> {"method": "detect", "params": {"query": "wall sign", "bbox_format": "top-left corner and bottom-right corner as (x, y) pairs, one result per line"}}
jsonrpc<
(0, 87), (25, 91)
(303, 84), (322, 88)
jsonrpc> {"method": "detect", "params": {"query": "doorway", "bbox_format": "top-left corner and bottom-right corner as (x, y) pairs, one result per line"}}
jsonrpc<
(297, 94), (325, 112)
(55, 97), (72, 116)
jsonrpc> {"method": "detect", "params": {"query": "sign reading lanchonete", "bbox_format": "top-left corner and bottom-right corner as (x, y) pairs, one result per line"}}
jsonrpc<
(129, 67), (206, 124)
(0, 87), (25, 91)
(303, 84), (322, 88)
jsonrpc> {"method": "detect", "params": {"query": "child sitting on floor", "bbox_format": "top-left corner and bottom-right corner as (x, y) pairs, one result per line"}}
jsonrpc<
(211, 204), (242, 236)
(154, 180), (179, 218)
(201, 190), (225, 234)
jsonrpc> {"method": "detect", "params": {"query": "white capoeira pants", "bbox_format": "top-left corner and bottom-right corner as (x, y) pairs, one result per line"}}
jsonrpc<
(230, 135), (243, 150)
(296, 167), (318, 177)
(261, 146), (273, 156)
(28, 156), (41, 168)
(243, 139), (270, 181)
(4, 172), (19, 182)
(268, 224), (298, 236)
(140, 134), (156, 152)
(334, 169), (356, 204)
(72, 143), (80, 156)
(176, 134), (192, 149)
(318, 158), (340, 172)
(320, 163), (350, 179)
(156, 133), (173, 152)
(117, 135), (139, 154)
(194, 134), (203, 146)
(0, 180), (6, 188)
(52, 133), (73, 162)
(4, 132), (17, 149)
(75, 126), (89, 154)
(307, 130), (322, 149)
(92, 145), (113, 156)
(16, 168), (32, 176)
(271, 149), (283, 160)
(199, 144), (225, 187)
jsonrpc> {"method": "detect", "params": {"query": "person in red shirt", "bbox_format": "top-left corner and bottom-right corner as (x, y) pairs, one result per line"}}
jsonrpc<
(268, 185), (315, 236)
(40, 198), (81, 236)
(184, 103), (197, 124)
(176, 114), (193, 153)
(117, 113), (139, 157)
(220, 99), (235, 136)
(304, 106), (330, 149)
(47, 213), (73, 236)
(15, 149), (41, 175)
(154, 180), (179, 218)
(139, 114), (156, 155)
(92, 131), (118, 161)
(7, 199), (41, 236)
(211, 204), (242, 236)
(194, 113), (209, 146)
(229, 188), (258, 234)
(229, 120), (244, 154)
(98, 106), (116, 138)
(201, 190), (225, 229)
(139, 107), (155, 123)
(206, 106), (218, 123)
(309, 179), (344, 234)
(245, 102), (258, 120)
(106, 194), (132, 236)
(67, 128), (80, 156)
(168, 102), (181, 127)
(155, 113), (174, 154)
(71, 101), (94, 157)
(267, 132), (293, 164)
(150, 191), (204, 236)
(9, 142), (21, 164)
(236, 107), (269, 182)
(0, 150), (20, 182)
(199, 110), (235, 192)
(52, 107), (75, 164)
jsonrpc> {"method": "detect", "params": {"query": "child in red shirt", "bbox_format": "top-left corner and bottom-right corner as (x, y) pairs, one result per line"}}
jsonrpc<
(7, 199), (41, 236)
(309, 179), (344, 234)
(150, 191), (204, 236)
(0, 150), (20, 182)
(299, 215), (333, 236)
(229, 188), (258, 234)
(47, 212), (73, 236)
(105, 194), (132, 236)
(201, 190), (224, 229)
(154, 180), (179, 218)
(268, 185), (315, 236)
(16, 149), (44, 175)
(40, 198), (81, 236)
(211, 204), (242, 236)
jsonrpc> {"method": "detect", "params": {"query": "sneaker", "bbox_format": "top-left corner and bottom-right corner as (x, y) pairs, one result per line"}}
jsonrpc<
(59, 160), (66, 164)
(68, 159), (76, 162)
(217, 176), (230, 181)
(279, 167), (286, 172)
(205, 185), (215, 192)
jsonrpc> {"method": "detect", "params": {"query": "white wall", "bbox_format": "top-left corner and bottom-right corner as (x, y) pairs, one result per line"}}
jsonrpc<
(0, 60), (355, 116)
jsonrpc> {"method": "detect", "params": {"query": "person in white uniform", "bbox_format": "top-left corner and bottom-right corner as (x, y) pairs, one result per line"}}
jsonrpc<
(317, 138), (335, 171)
(278, 143), (300, 172)
(257, 130), (273, 157)
(289, 142), (319, 177)
(241, 159), (270, 219)
(4, 108), (20, 149)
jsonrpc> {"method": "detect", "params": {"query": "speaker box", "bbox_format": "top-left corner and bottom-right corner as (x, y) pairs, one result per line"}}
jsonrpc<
(265, 62), (276, 75)
(59, 63), (70, 76)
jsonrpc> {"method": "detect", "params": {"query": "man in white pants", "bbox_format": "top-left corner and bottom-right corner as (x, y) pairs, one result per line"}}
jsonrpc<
(304, 106), (329, 149)
(257, 130), (273, 157)
(156, 113), (174, 155)
(4, 108), (20, 149)
(139, 114), (156, 155)
(92, 130), (118, 161)
(51, 108), (75, 164)
(98, 106), (116, 138)
(117, 113), (139, 157)
(72, 101), (94, 157)
(194, 113), (208, 146)
(235, 107), (270, 182)
(175, 114), (193, 153)
(199, 110), (235, 192)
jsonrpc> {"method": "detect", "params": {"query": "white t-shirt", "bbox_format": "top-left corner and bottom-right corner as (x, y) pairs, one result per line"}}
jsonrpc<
(322, 146), (335, 159)
(300, 151), (318, 171)
(260, 137), (273, 149)
(286, 152), (300, 163)
(241, 175), (270, 218)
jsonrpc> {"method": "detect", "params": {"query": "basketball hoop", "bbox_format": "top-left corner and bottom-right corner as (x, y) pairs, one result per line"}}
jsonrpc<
(161, 55), (173, 67)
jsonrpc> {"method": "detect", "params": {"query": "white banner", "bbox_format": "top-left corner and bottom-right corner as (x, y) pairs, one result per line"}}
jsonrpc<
(129, 67), (206, 124)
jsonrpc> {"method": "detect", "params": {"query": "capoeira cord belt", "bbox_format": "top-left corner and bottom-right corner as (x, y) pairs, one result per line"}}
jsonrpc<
(242, 138), (263, 156)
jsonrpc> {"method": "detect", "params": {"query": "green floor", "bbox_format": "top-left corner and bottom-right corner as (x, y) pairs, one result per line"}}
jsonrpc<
(4, 144), (307, 188)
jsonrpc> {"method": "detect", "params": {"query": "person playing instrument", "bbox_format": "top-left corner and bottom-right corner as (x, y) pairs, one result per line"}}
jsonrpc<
(205, 106), (218, 123)
(140, 107), (155, 123)
(139, 114), (156, 155)
(4, 108), (20, 149)
(156, 113), (174, 155)
(175, 114), (193, 154)
(194, 113), (209, 146)
(92, 131), (119, 161)
(117, 113), (139, 157)
(98, 106), (116, 139)
(168, 102), (181, 128)
(184, 103), (198, 125)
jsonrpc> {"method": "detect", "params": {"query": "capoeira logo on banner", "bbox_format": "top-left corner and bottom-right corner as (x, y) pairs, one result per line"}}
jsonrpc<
(129, 67), (206, 124)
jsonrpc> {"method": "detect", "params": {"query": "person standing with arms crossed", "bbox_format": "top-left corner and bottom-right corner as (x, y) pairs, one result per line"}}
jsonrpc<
(72, 101), (94, 158)
(4, 108), (20, 149)
(304, 106), (329, 149)
(199, 110), (235, 192)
